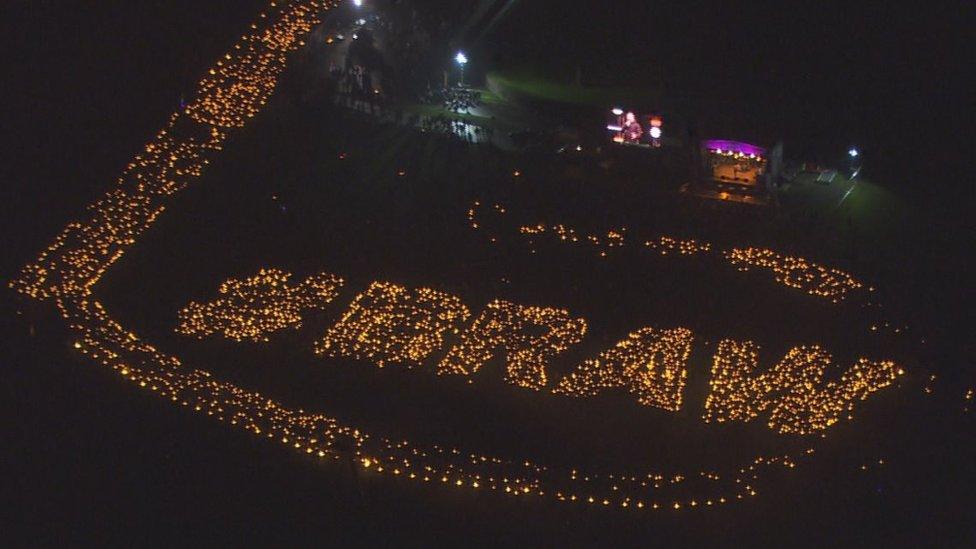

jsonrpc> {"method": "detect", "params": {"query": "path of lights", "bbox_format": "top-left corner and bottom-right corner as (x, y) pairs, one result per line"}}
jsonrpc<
(186, 0), (323, 128)
(470, 201), (862, 301)
(724, 247), (863, 302)
(7, 0), (899, 512)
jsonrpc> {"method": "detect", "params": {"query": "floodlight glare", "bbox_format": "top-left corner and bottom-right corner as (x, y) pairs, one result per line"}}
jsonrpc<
(848, 148), (859, 158)
(649, 126), (662, 139)
(455, 52), (468, 65)
(353, 0), (363, 7)
(611, 108), (624, 116)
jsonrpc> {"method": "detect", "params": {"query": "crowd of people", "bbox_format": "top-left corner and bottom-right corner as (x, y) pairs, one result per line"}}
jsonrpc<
(328, 62), (392, 117)
(314, 2), (499, 146)
(421, 85), (484, 113)
(417, 114), (495, 144)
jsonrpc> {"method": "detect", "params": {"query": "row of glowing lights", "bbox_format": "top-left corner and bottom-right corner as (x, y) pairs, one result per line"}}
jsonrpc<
(724, 247), (865, 302)
(93, 300), (786, 510)
(7, 0), (787, 510)
(709, 148), (764, 162)
(471, 201), (863, 300)
(186, 0), (331, 128)
(11, 121), (227, 302)
(83, 310), (814, 510)
(177, 267), (902, 435)
(522, 223), (712, 257)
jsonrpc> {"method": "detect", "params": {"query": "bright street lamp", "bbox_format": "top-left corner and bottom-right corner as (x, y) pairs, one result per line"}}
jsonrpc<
(847, 147), (861, 178)
(455, 51), (468, 85)
(353, 0), (363, 7)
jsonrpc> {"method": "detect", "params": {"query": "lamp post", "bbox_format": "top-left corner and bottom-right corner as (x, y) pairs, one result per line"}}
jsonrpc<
(848, 147), (860, 178)
(455, 51), (468, 86)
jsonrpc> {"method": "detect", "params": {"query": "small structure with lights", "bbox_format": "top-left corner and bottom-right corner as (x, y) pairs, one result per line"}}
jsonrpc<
(685, 139), (784, 205)
(701, 139), (769, 187)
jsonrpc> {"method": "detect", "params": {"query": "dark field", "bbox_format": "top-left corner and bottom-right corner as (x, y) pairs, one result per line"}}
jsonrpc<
(4, 1), (973, 546)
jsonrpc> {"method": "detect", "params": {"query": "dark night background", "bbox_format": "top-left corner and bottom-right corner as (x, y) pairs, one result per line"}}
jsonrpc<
(2, 1), (973, 546)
